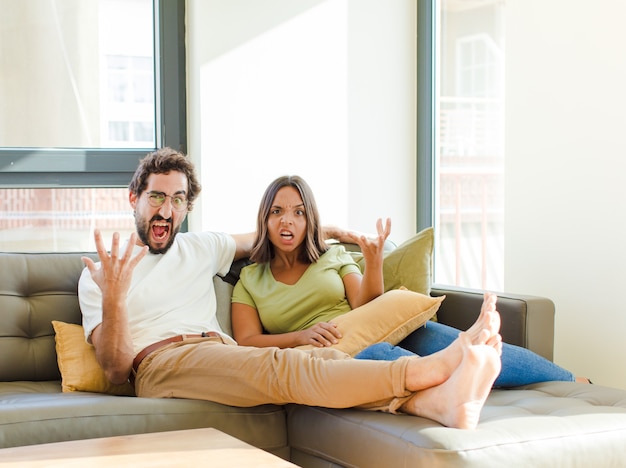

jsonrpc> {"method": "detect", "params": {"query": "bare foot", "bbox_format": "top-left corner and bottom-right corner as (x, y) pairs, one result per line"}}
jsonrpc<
(404, 330), (493, 391)
(466, 293), (499, 338)
(401, 333), (501, 429)
(465, 292), (502, 354)
(400, 295), (502, 392)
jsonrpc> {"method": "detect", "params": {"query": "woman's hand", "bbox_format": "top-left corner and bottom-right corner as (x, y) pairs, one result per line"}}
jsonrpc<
(353, 218), (391, 268)
(343, 218), (391, 309)
(299, 322), (343, 347)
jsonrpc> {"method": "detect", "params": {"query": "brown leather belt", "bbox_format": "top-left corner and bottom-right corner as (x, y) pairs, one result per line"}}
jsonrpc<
(132, 332), (223, 374)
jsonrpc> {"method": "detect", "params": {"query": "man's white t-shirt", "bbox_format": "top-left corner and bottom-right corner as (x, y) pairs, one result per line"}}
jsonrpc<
(79, 231), (236, 355)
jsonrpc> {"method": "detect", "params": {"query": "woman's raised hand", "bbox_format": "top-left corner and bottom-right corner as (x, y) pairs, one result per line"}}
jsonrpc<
(353, 218), (391, 266)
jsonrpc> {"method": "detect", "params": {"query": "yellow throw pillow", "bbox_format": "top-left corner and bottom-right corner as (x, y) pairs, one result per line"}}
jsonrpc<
(52, 320), (135, 396)
(296, 289), (444, 356)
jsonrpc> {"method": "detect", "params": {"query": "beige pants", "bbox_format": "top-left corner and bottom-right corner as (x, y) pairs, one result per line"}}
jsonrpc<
(135, 337), (412, 412)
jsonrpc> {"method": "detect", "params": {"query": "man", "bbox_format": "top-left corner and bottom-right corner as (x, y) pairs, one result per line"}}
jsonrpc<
(79, 147), (502, 430)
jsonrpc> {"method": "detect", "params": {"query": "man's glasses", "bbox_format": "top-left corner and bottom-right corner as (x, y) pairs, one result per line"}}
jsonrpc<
(144, 191), (188, 211)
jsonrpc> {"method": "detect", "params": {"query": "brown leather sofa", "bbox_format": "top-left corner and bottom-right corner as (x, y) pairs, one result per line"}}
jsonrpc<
(2, 251), (626, 467)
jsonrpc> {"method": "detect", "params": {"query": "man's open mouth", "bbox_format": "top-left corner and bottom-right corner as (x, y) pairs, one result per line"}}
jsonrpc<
(152, 222), (170, 241)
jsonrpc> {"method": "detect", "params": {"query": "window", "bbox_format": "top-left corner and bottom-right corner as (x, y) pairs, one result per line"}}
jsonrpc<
(0, 0), (186, 252)
(103, 54), (155, 147)
(417, 0), (505, 290)
(0, 187), (132, 251)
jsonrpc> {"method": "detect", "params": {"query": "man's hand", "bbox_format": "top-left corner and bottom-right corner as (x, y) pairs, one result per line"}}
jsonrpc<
(82, 230), (148, 297)
(324, 219), (391, 251)
(322, 225), (355, 244)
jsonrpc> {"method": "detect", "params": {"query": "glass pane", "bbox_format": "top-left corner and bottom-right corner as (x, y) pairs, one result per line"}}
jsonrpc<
(0, 188), (134, 252)
(434, 1), (505, 290)
(0, 0), (155, 149)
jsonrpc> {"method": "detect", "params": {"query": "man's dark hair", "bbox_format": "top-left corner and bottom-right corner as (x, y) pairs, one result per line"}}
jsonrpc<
(128, 147), (202, 211)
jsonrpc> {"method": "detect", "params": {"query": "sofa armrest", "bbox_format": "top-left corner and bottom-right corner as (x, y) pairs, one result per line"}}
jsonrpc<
(430, 284), (555, 361)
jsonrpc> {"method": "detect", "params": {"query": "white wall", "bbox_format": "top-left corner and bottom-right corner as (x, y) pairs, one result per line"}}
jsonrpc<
(186, 0), (417, 244)
(506, 0), (626, 389)
(346, 1), (417, 238)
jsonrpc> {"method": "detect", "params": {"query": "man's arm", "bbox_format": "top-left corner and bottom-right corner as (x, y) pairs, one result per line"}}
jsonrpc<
(81, 230), (148, 385)
(231, 232), (255, 260)
(230, 225), (356, 262)
(90, 320), (133, 385)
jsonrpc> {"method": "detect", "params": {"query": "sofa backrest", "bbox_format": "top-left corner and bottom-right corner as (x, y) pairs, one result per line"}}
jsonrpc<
(0, 251), (238, 383)
(0, 243), (383, 382)
(0, 252), (96, 381)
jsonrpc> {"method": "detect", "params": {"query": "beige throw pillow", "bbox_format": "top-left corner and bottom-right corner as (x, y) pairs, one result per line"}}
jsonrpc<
(296, 289), (444, 356)
(52, 320), (135, 396)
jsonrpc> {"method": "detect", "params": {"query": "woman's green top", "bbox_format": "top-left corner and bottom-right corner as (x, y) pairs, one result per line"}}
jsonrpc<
(231, 245), (361, 334)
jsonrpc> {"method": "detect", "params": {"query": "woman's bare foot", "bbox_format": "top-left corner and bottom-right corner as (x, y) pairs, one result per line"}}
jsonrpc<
(401, 333), (501, 429)
(576, 377), (593, 384)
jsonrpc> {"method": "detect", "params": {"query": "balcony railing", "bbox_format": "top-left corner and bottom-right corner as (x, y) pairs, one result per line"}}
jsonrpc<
(435, 96), (504, 290)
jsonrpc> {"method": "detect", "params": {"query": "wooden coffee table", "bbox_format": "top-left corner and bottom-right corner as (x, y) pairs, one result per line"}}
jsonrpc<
(0, 428), (297, 467)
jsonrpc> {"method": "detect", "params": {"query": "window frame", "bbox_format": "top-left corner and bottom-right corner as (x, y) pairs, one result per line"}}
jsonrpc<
(0, 0), (186, 189)
(416, 0), (435, 232)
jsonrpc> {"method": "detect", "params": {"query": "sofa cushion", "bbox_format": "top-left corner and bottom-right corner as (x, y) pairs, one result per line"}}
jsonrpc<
(0, 381), (288, 456)
(287, 381), (626, 467)
(52, 321), (135, 396)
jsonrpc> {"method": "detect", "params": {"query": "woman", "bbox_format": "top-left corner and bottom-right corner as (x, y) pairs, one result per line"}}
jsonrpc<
(231, 175), (582, 387)
(231, 175), (392, 349)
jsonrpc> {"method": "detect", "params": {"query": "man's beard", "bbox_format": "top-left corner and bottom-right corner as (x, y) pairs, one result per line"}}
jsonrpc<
(136, 215), (180, 254)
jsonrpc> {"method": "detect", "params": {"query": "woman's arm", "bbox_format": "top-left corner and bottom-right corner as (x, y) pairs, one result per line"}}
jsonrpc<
(232, 302), (342, 348)
(343, 218), (391, 309)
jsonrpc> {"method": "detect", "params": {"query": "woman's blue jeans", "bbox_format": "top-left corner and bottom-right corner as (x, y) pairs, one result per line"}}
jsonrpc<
(354, 320), (574, 388)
